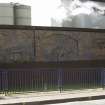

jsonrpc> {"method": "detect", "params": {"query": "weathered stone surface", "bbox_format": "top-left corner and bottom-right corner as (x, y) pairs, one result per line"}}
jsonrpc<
(35, 30), (79, 61)
(0, 29), (34, 63)
(0, 27), (105, 63)
(35, 30), (105, 62)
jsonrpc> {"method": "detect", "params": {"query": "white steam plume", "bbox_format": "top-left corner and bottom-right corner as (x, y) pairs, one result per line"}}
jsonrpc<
(51, 0), (105, 29)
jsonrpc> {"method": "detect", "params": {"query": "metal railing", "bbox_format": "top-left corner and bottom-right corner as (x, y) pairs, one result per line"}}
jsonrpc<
(0, 68), (104, 95)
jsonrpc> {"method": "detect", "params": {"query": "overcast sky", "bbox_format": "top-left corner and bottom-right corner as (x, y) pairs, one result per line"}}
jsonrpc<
(0, 0), (61, 26)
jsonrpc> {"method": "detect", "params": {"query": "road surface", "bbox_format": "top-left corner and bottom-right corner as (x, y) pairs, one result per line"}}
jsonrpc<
(47, 99), (105, 105)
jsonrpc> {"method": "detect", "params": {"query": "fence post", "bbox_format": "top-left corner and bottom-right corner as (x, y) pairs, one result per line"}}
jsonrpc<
(101, 69), (105, 89)
(58, 69), (63, 93)
(2, 71), (8, 95)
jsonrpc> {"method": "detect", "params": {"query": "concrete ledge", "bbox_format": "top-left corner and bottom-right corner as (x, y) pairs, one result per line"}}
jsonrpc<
(2, 92), (105, 105)
(0, 25), (105, 32)
(3, 95), (105, 105)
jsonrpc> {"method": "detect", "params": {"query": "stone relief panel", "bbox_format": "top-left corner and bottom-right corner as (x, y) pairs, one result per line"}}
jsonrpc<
(90, 32), (105, 59)
(35, 30), (79, 62)
(35, 30), (105, 61)
(0, 29), (34, 63)
(0, 28), (105, 63)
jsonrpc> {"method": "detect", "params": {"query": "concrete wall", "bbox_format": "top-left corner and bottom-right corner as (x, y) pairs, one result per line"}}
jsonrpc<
(0, 26), (105, 63)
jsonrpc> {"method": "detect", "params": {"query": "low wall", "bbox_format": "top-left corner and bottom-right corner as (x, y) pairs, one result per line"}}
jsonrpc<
(0, 25), (105, 63)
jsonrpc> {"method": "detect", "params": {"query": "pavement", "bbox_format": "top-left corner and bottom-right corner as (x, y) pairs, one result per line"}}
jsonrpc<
(0, 88), (105, 105)
(48, 99), (105, 105)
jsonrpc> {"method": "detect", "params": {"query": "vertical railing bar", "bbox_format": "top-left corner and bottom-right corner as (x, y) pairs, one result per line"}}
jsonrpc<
(15, 71), (17, 92)
(14, 71), (16, 93)
(88, 71), (90, 89)
(50, 71), (52, 90)
(36, 71), (38, 90)
(52, 71), (53, 90)
(82, 71), (84, 89)
(76, 71), (80, 88)
(94, 71), (96, 88)
(71, 71), (72, 90)
(38, 71), (39, 91)
(19, 71), (21, 92)
(81, 71), (82, 89)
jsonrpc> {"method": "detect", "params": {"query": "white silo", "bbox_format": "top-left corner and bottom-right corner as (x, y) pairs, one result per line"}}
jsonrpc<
(14, 4), (31, 25)
(0, 3), (14, 25)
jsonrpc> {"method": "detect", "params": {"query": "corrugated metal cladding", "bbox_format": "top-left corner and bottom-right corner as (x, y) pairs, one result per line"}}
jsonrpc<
(0, 4), (14, 25)
(0, 3), (31, 25)
(14, 4), (31, 25)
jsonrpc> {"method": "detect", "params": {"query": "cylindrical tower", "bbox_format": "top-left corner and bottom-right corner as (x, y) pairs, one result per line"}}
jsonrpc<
(14, 4), (31, 25)
(0, 3), (14, 25)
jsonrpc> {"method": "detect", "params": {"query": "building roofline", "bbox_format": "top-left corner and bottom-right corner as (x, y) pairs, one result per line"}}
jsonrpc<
(0, 25), (105, 33)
